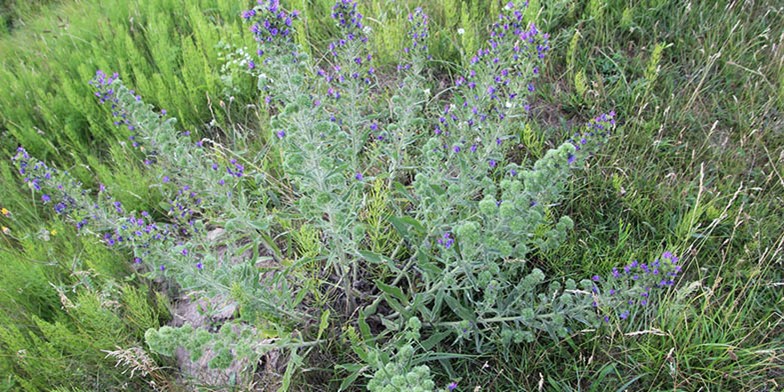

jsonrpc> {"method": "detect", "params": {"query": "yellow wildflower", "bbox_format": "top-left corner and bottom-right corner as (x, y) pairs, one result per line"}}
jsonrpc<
(1, 226), (9, 234)
(1, 207), (9, 216)
(50, 229), (58, 236)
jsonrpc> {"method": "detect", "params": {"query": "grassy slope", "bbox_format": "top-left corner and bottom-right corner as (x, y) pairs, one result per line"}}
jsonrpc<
(1, 0), (782, 390)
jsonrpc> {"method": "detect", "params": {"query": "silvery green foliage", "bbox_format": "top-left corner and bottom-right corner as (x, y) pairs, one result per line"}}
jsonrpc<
(366, 345), (436, 392)
(13, 1), (683, 390)
(251, 0), (618, 358)
(256, 0), (388, 311)
(14, 68), (312, 376)
(365, 318), (437, 392)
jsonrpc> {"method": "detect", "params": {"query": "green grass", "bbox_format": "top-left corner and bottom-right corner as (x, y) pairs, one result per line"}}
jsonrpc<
(1, 0), (783, 390)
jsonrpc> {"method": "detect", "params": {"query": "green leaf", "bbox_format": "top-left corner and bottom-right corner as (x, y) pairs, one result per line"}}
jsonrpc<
(388, 216), (425, 238)
(360, 250), (401, 273)
(379, 316), (399, 332)
(317, 309), (330, 341)
(444, 295), (476, 322)
(350, 341), (370, 363)
(383, 294), (406, 315)
(393, 181), (415, 202)
(359, 250), (382, 264)
(337, 363), (367, 391)
(358, 308), (372, 341)
(248, 219), (268, 230)
(278, 348), (302, 392)
(375, 280), (408, 305)
(429, 184), (446, 196)
(420, 330), (451, 351)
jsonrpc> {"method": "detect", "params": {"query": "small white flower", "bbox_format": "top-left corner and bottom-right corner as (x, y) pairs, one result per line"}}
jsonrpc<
(424, 88), (431, 96)
(505, 101), (512, 108)
(363, 25), (372, 35)
(457, 28), (465, 35)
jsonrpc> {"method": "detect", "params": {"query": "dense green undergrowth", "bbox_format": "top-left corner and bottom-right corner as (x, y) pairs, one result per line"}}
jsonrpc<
(1, 0), (782, 391)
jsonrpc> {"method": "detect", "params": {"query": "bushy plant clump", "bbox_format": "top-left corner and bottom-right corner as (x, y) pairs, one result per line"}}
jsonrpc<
(11, 1), (684, 390)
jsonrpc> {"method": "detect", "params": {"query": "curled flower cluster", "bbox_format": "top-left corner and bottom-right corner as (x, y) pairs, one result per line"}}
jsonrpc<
(489, 2), (550, 61)
(246, 0), (299, 50)
(103, 210), (175, 263)
(331, 0), (364, 35)
(421, 1), (552, 171)
(12, 147), (88, 227)
(166, 183), (203, 232)
(567, 111), (617, 164)
(397, 7), (431, 73)
(592, 252), (682, 322)
(326, 0), (368, 58)
(437, 232), (454, 249)
(90, 71), (157, 151)
(13, 144), (203, 272)
(89, 70), (119, 104)
(90, 70), (245, 196)
(406, 7), (429, 54)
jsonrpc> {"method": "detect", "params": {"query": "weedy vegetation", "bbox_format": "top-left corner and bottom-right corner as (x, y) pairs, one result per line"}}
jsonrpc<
(1, 0), (782, 391)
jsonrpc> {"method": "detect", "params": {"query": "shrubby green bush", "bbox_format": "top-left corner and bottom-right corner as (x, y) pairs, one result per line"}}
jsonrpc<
(10, 1), (685, 390)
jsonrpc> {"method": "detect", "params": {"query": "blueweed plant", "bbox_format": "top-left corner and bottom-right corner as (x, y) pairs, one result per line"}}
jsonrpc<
(13, 0), (684, 389)
(14, 67), (318, 380)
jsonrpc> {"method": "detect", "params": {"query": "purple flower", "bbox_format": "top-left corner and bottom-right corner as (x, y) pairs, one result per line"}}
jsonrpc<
(162, 176), (170, 183)
(196, 262), (203, 270)
(438, 232), (454, 249)
(242, 9), (256, 19)
(447, 382), (458, 391)
(489, 159), (497, 168)
(276, 130), (286, 139)
(355, 172), (363, 181)
(41, 194), (51, 203)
